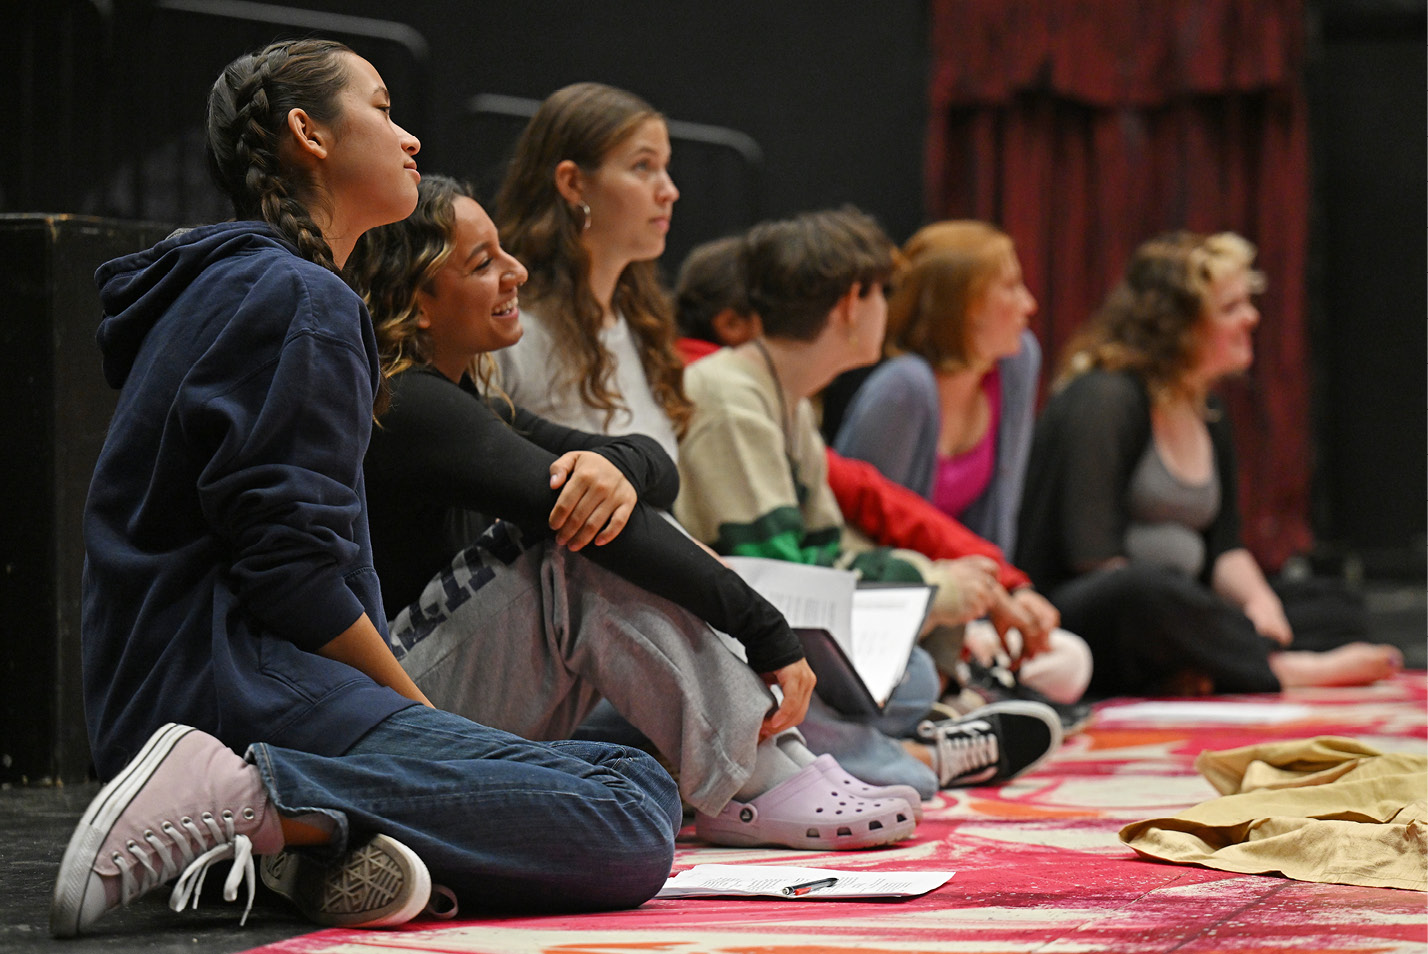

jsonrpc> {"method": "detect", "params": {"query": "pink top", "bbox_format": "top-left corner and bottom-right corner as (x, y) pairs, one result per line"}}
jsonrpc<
(931, 367), (1001, 519)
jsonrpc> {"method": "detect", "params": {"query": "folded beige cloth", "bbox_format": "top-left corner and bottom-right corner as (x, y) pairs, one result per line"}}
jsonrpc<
(1120, 736), (1427, 891)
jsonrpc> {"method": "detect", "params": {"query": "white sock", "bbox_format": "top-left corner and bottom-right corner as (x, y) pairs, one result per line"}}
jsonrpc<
(733, 738), (804, 800)
(774, 731), (817, 767)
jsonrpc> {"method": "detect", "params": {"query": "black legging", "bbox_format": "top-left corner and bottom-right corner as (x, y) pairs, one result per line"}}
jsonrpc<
(1050, 563), (1280, 697)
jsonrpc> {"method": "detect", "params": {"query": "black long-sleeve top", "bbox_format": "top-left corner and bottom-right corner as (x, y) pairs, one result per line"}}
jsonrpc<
(364, 366), (804, 673)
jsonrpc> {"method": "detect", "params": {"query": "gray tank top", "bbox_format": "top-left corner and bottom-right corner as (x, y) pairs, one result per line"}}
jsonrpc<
(1123, 441), (1220, 578)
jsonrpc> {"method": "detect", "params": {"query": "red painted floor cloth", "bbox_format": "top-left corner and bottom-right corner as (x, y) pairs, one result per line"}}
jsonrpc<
(243, 672), (1428, 954)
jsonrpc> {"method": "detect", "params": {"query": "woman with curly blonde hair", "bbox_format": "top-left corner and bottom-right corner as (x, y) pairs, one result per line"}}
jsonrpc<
(1017, 231), (1400, 695)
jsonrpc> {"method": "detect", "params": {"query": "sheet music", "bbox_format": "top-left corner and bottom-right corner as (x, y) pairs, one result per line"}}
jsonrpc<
(723, 557), (855, 645)
(724, 558), (931, 706)
(656, 864), (955, 900)
(851, 586), (935, 705)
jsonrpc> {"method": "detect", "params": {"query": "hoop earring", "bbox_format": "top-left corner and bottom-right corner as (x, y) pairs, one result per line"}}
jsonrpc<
(576, 201), (592, 232)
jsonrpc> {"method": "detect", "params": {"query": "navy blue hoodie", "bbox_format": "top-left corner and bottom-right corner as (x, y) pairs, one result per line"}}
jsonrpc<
(83, 221), (413, 780)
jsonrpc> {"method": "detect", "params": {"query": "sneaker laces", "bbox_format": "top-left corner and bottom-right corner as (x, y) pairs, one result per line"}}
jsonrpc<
(920, 720), (1000, 786)
(169, 835), (258, 925)
(108, 807), (259, 926)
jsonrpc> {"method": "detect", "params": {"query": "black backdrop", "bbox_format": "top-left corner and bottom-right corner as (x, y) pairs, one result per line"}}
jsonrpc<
(6, 0), (929, 273)
(2, 1), (1423, 587)
(1307, 2), (1426, 573)
(8, 0), (1421, 569)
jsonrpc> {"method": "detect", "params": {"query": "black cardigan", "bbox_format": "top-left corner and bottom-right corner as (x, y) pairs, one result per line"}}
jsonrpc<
(1015, 369), (1241, 594)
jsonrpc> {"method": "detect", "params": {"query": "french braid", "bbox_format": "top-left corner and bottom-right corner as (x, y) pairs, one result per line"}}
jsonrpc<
(206, 39), (352, 275)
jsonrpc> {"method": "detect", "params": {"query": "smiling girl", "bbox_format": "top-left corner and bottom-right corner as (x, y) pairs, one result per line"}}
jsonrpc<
(53, 41), (683, 938)
(347, 175), (921, 854)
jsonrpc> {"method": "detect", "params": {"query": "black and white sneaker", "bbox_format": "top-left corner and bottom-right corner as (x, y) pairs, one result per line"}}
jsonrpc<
(917, 700), (1063, 788)
(259, 833), (432, 928)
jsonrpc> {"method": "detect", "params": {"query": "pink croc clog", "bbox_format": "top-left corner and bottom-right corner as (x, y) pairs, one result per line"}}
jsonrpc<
(695, 762), (917, 850)
(808, 754), (924, 822)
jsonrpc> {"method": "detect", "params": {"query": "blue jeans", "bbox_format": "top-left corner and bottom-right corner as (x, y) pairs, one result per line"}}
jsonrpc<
(247, 705), (681, 913)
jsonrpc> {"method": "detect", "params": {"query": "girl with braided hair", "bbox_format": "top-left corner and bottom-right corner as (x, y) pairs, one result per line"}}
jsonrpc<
(53, 39), (680, 937)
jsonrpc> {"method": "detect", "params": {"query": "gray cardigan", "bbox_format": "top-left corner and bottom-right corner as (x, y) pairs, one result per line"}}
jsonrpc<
(832, 329), (1041, 554)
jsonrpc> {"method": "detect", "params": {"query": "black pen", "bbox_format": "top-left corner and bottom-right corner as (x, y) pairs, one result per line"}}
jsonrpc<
(782, 877), (838, 897)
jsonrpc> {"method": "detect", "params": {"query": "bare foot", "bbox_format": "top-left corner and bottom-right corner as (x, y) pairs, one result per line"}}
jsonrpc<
(1269, 642), (1405, 688)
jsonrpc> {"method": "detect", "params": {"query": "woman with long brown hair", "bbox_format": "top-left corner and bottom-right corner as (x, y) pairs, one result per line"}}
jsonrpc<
(493, 82), (690, 459)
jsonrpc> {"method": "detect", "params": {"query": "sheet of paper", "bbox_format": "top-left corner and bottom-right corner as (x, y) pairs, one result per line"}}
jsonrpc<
(1095, 701), (1315, 725)
(850, 586), (934, 705)
(724, 557), (855, 643)
(655, 864), (955, 900)
(723, 557), (930, 708)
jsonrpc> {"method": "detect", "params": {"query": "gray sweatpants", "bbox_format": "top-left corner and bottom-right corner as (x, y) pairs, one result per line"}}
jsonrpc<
(388, 521), (776, 815)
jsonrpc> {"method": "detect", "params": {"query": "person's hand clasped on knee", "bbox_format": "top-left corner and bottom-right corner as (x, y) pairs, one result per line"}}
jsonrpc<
(985, 586), (1058, 665)
(548, 450), (639, 550)
(936, 555), (1003, 624)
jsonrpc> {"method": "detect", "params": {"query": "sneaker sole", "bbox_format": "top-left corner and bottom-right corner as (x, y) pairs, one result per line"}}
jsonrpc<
(50, 723), (194, 938)
(261, 833), (431, 928)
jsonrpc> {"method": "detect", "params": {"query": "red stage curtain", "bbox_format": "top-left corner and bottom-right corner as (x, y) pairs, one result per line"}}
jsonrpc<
(925, 0), (1312, 569)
